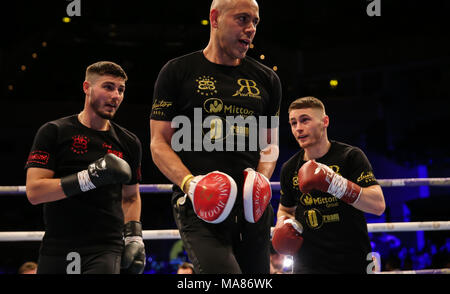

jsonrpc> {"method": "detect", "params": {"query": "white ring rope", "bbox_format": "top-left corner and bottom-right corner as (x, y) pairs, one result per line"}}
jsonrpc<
(1, 177), (450, 195)
(377, 268), (450, 274)
(1, 177), (448, 275)
(0, 221), (449, 242)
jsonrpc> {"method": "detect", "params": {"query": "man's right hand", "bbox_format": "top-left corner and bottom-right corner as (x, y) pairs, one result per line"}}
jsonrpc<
(298, 160), (362, 204)
(61, 153), (132, 197)
(184, 171), (237, 224)
(272, 215), (304, 255)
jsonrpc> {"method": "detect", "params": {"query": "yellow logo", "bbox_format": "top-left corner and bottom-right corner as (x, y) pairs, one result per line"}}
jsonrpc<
(300, 193), (314, 206)
(203, 98), (255, 117)
(329, 165), (341, 175)
(204, 98), (223, 113)
(304, 209), (323, 229)
(299, 193), (339, 208)
(232, 79), (261, 99)
(304, 209), (340, 230)
(152, 99), (173, 110)
(292, 175), (299, 189)
(151, 99), (173, 118)
(196, 76), (218, 96)
(357, 171), (377, 183)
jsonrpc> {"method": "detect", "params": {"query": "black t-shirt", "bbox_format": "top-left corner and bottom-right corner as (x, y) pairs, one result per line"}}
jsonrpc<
(25, 115), (142, 255)
(280, 141), (378, 273)
(151, 50), (281, 200)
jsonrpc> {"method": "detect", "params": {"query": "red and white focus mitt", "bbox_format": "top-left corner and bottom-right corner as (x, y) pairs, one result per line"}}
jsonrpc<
(272, 216), (304, 255)
(243, 168), (272, 223)
(298, 160), (362, 204)
(187, 171), (237, 224)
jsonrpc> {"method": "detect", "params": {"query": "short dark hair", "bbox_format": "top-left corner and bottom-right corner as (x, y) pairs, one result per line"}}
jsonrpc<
(18, 261), (37, 274)
(85, 61), (128, 81)
(288, 96), (325, 114)
(178, 262), (194, 271)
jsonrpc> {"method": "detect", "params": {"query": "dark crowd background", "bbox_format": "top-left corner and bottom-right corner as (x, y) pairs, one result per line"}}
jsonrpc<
(0, 0), (449, 274)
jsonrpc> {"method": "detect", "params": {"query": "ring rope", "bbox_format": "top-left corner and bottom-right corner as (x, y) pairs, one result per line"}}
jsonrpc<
(377, 268), (450, 274)
(0, 221), (449, 242)
(1, 177), (450, 195)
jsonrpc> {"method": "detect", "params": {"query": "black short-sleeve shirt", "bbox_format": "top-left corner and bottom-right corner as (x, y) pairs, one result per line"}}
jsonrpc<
(151, 51), (282, 196)
(280, 141), (378, 273)
(25, 115), (142, 255)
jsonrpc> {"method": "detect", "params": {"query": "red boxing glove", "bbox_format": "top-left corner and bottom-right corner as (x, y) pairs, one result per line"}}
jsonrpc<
(272, 216), (304, 255)
(187, 171), (237, 224)
(298, 160), (362, 204)
(243, 168), (272, 223)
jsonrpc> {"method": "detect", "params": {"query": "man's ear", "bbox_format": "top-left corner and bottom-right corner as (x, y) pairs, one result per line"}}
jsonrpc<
(83, 81), (90, 95)
(210, 9), (219, 29)
(323, 115), (330, 128)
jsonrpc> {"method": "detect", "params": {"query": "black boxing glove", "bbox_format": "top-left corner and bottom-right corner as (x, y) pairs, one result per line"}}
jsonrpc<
(61, 153), (132, 197)
(121, 221), (146, 274)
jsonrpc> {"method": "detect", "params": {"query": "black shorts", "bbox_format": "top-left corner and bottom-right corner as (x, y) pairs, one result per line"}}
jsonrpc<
(37, 250), (121, 274)
(172, 192), (274, 274)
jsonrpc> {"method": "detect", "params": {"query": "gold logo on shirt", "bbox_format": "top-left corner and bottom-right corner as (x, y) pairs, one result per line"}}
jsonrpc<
(329, 165), (341, 175)
(357, 171), (376, 183)
(196, 76), (218, 96)
(304, 209), (340, 230)
(204, 98), (223, 113)
(203, 98), (255, 118)
(299, 193), (339, 208)
(151, 99), (172, 118)
(232, 79), (261, 99)
(305, 209), (323, 229)
(292, 175), (299, 189)
(152, 99), (173, 110)
(300, 193), (314, 206)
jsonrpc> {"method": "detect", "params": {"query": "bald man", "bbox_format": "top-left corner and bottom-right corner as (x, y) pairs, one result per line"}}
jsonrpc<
(150, 0), (281, 273)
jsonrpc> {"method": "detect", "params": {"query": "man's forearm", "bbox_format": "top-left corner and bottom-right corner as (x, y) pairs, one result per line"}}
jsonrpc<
(26, 178), (67, 205)
(352, 185), (385, 216)
(150, 141), (191, 187)
(122, 193), (141, 223)
(277, 209), (295, 220)
(256, 160), (277, 179)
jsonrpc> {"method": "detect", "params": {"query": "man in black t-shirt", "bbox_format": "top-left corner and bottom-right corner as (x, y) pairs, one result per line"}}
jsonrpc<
(25, 61), (145, 274)
(272, 96), (385, 274)
(150, 0), (281, 273)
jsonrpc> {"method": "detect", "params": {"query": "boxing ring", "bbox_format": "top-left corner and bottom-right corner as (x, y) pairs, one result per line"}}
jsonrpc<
(1, 177), (450, 274)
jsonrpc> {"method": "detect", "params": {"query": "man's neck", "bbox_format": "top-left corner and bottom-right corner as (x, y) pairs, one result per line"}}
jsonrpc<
(303, 140), (331, 161)
(78, 110), (110, 131)
(203, 40), (240, 66)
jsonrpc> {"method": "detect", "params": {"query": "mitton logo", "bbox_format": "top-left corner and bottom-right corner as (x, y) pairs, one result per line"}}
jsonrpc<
(300, 193), (314, 206)
(70, 135), (90, 154)
(204, 98), (223, 114)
